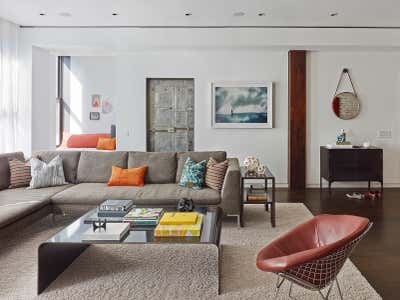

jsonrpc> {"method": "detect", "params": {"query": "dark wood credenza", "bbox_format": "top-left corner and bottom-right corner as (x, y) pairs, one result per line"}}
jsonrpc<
(320, 146), (383, 192)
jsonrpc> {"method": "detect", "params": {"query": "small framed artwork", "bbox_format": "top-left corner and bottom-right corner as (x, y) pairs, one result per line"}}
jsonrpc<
(91, 94), (101, 108)
(211, 81), (273, 128)
(89, 112), (100, 120)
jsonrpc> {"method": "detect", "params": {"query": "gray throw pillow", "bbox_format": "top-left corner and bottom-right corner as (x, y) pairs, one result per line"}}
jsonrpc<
(29, 155), (68, 189)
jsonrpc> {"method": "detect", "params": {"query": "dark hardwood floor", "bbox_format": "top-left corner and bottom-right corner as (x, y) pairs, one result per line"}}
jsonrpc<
(276, 188), (397, 299)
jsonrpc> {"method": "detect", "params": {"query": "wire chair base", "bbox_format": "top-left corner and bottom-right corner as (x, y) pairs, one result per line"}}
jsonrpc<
(275, 274), (344, 300)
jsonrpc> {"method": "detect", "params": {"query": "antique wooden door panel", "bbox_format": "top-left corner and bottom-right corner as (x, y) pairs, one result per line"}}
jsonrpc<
(147, 79), (194, 152)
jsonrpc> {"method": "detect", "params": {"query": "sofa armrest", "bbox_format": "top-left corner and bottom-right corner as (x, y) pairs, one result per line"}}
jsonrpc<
(220, 158), (241, 216)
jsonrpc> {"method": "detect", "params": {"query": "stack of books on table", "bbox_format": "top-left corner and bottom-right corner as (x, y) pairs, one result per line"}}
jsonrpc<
(247, 185), (268, 202)
(97, 199), (135, 217)
(122, 208), (163, 226)
(154, 212), (203, 237)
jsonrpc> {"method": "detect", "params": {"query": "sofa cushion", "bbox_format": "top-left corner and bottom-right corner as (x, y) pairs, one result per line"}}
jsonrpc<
(0, 184), (72, 228)
(51, 183), (221, 206)
(0, 152), (25, 190)
(34, 151), (81, 183)
(176, 151), (227, 182)
(77, 151), (128, 183)
(128, 152), (176, 184)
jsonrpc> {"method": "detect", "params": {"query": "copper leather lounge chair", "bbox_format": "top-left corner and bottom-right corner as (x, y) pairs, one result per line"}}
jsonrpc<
(256, 215), (372, 299)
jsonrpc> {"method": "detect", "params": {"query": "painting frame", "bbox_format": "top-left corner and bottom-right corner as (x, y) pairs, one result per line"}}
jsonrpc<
(89, 111), (100, 120)
(211, 81), (273, 129)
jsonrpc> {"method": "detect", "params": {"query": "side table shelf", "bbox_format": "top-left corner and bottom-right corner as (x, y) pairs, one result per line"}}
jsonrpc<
(240, 167), (276, 227)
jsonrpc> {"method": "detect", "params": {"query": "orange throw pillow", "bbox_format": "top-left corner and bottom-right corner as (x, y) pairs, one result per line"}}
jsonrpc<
(62, 132), (110, 148)
(97, 138), (116, 150)
(107, 166), (147, 186)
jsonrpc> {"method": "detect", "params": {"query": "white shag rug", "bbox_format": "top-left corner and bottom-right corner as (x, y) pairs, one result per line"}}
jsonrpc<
(0, 203), (381, 300)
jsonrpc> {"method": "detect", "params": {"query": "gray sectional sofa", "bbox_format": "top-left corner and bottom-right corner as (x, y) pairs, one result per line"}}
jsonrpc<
(0, 150), (241, 230)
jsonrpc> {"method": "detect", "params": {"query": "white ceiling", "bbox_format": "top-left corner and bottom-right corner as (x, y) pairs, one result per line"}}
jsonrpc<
(1, 0), (400, 28)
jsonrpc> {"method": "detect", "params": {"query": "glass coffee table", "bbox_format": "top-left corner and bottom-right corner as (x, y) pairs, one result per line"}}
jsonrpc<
(38, 206), (222, 294)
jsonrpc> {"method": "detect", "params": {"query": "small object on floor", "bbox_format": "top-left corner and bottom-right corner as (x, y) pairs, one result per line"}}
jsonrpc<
(346, 192), (364, 200)
(365, 190), (381, 200)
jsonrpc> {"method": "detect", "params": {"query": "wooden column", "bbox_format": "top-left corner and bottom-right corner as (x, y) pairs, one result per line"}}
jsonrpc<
(288, 50), (307, 190)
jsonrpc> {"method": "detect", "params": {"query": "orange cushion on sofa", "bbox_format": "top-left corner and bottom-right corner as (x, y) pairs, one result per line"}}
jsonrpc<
(96, 138), (116, 150)
(107, 165), (147, 186)
(61, 132), (110, 148)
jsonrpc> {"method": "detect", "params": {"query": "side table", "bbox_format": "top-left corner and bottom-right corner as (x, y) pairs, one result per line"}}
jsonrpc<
(240, 166), (276, 227)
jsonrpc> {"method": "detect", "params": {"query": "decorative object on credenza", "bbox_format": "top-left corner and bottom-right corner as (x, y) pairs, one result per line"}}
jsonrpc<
(363, 141), (371, 148)
(91, 94), (101, 108)
(326, 129), (352, 149)
(337, 128), (346, 144)
(332, 68), (360, 120)
(89, 111), (100, 120)
(177, 198), (194, 212)
(243, 156), (261, 174)
(211, 81), (273, 128)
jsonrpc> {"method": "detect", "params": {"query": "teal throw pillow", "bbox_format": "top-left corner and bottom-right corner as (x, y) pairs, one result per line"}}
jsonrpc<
(178, 157), (207, 190)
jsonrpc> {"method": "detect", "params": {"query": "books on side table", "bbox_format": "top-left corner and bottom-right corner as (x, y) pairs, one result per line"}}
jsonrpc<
(247, 184), (268, 202)
(155, 212), (203, 237)
(82, 223), (130, 242)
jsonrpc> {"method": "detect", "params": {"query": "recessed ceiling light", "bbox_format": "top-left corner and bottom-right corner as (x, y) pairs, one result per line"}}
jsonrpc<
(39, 12), (46, 16)
(258, 12), (266, 17)
(185, 12), (192, 16)
(112, 12), (118, 16)
(330, 12), (339, 17)
(233, 11), (245, 17)
(58, 12), (72, 17)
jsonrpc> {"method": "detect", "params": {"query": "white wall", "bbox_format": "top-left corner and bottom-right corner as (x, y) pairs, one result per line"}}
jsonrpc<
(308, 51), (400, 187)
(63, 56), (116, 134)
(18, 27), (400, 186)
(114, 50), (288, 183)
(31, 46), (57, 151)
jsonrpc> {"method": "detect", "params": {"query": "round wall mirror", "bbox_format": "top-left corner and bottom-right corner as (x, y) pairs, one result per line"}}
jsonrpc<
(332, 92), (360, 120)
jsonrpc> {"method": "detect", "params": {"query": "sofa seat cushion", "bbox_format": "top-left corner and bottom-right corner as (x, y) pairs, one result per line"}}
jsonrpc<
(51, 183), (221, 206)
(0, 185), (72, 228)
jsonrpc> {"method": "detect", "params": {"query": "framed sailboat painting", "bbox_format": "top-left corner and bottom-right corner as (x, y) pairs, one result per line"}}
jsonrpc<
(211, 81), (273, 128)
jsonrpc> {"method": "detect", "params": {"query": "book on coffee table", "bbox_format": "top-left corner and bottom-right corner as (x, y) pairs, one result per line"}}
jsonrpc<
(123, 208), (163, 226)
(82, 223), (130, 241)
(99, 199), (134, 212)
(155, 214), (203, 237)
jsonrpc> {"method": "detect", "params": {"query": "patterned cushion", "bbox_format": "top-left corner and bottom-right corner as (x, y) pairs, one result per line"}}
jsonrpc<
(29, 156), (68, 189)
(8, 159), (31, 188)
(178, 157), (207, 190)
(205, 158), (228, 191)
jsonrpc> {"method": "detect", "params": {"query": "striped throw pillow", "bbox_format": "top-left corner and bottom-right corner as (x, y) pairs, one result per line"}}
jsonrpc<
(29, 156), (67, 189)
(205, 157), (228, 191)
(8, 159), (32, 188)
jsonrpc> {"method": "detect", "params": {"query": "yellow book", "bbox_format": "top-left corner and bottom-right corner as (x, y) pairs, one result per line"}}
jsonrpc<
(159, 212), (198, 225)
(155, 214), (203, 237)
